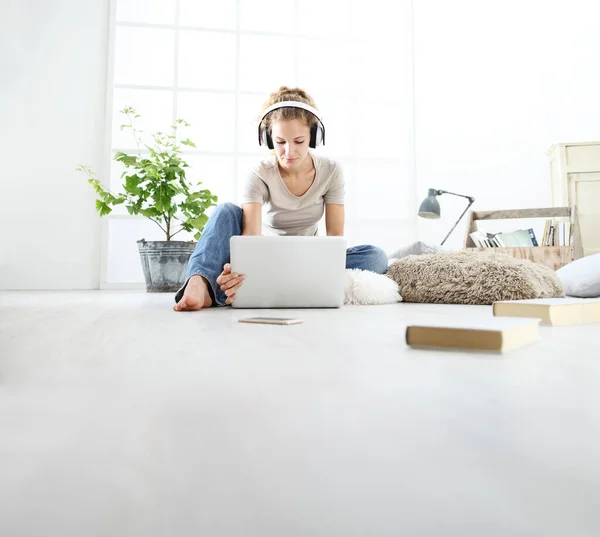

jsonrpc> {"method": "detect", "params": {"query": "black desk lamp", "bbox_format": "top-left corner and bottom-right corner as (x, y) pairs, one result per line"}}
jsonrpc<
(418, 188), (475, 246)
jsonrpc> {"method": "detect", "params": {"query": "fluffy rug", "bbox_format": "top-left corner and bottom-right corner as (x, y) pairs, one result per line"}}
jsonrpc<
(386, 251), (564, 305)
(344, 269), (402, 305)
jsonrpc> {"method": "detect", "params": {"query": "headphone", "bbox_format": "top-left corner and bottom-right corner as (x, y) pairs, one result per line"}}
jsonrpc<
(258, 101), (326, 150)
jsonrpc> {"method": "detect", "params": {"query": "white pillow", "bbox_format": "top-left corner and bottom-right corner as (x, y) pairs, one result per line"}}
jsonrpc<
(556, 254), (600, 298)
(344, 269), (402, 305)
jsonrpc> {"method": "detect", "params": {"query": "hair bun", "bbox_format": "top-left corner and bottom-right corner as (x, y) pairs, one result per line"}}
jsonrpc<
(258, 86), (319, 130)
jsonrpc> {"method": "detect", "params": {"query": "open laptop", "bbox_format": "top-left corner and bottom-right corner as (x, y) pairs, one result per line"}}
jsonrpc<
(230, 236), (347, 308)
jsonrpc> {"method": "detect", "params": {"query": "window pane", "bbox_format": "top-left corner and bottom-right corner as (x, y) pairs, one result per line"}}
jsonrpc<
(297, 0), (351, 38)
(238, 93), (267, 153)
(297, 39), (355, 98)
(239, 0), (294, 32)
(239, 35), (296, 92)
(112, 88), (173, 149)
(310, 95), (354, 159)
(116, 0), (176, 24)
(355, 162), (408, 219)
(178, 31), (236, 90)
(353, 38), (410, 98)
(179, 0), (236, 29)
(183, 155), (236, 205)
(114, 27), (175, 86)
(354, 102), (410, 159)
(350, 0), (411, 35)
(177, 92), (236, 152)
(345, 218), (410, 253)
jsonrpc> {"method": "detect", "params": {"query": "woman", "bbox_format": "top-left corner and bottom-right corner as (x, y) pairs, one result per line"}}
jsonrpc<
(174, 86), (388, 312)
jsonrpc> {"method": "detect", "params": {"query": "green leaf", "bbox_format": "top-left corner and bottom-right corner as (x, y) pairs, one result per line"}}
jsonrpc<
(191, 214), (209, 229)
(124, 174), (143, 195)
(114, 152), (138, 167)
(139, 207), (161, 218)
(95, 200), (112, 216)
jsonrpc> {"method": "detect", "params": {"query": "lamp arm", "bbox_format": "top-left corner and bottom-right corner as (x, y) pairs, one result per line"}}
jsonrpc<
(437, 190), (475, 203)
(440, 197), (475, 246)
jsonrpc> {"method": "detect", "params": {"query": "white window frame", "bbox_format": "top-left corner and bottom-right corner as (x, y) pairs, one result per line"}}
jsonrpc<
(99, 0), (418, 289)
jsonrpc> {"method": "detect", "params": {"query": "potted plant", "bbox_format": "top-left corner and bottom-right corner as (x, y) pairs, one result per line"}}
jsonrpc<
(77, 107), (218, 292)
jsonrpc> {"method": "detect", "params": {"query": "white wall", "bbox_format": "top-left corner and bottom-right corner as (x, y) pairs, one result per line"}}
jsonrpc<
(414, 0), (600, 249)
(0, 0), (110, 289)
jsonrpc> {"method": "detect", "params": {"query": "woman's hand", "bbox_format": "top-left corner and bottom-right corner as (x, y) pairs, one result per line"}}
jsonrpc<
(216, 263), (245, 305)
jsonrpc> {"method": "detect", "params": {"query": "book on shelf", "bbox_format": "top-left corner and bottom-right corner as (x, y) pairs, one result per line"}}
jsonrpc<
(528, 228), (539, 246)
(470, 220), (573, 249)
(405, 317), (541, 353)
(493, 298), (600, 325)
(541, 218), (572, 247)
(470, 229), (536, 248)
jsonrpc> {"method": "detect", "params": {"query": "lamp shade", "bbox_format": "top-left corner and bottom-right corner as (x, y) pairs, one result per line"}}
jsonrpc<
(418, 188), (441, 219)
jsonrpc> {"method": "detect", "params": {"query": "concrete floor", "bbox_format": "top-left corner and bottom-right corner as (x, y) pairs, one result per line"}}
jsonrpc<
(1, 291), (600, 537)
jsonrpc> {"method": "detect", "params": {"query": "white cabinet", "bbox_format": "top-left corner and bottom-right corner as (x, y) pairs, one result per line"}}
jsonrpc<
(548, 142), (600, 257)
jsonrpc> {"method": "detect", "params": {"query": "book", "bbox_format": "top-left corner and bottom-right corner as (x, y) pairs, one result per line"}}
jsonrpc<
(405, 317), (541, 353)
(528, 228), (539, 246)
(493, 298), (600, 325)
(542, 219), (550, 246)
(469, 231), (485, 247)
(495, 229), (534, 247)
(559, 222), (565, 246)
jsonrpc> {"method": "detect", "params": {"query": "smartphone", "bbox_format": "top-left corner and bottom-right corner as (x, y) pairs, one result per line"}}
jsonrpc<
(239, 317), (304, 325)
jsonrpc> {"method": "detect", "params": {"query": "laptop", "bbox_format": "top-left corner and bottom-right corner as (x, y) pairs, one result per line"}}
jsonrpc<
(230, 236), (347, 308)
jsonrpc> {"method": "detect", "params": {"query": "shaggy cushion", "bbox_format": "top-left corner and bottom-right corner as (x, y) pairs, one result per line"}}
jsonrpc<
(556, 254), (600, 298)
(344, 269), (402, 305)
(386, 251), (564, 305)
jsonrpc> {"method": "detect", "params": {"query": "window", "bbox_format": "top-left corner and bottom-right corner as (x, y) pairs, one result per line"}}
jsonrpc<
(103, 0), (414, 287)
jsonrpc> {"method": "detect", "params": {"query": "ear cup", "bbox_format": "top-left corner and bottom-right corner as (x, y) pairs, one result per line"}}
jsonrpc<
(258, 122), (273, 148)
(309, 124), (324, 148)
(265, 129), (274, 150)
(309, 124), (318, 148)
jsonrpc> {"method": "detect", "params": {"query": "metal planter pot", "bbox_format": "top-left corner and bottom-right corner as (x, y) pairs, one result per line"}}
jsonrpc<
(136, 239), (196, 292)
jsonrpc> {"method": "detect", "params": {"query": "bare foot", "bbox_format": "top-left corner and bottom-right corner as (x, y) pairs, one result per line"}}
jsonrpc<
(173, 275), (213, 312)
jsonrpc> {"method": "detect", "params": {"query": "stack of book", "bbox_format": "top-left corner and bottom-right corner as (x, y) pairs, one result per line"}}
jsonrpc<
(541, 218), (571, 247)
(470, 220), (573, 248)
(405, 298), (600, 353)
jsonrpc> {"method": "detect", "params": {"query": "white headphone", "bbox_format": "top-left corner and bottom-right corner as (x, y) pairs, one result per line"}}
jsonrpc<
(258, 100), (326, 149)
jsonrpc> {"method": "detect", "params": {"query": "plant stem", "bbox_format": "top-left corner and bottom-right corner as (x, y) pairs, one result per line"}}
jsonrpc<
(148, 217), (167, 235)
(126, 109), (142, 154)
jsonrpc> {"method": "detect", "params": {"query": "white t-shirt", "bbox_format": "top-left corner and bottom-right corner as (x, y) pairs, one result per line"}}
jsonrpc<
(239, 153), (345, 236)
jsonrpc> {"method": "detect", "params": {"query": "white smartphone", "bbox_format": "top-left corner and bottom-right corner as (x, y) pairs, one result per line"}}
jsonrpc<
(238, 317), (304, 325)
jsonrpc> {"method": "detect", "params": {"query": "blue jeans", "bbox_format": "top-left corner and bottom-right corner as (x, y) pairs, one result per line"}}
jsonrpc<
(175, 202), (389, 306)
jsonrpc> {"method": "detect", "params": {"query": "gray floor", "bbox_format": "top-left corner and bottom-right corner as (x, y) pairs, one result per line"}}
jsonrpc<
(1, 291), (600, 537)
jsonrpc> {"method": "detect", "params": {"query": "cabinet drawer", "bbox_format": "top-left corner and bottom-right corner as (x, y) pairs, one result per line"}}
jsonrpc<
(565, 144), (600, 173)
